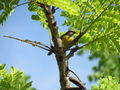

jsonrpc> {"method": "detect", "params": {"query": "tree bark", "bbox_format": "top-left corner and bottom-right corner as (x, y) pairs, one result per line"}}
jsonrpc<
(56, 54), (70, 90)
(41, 4), (70, 90)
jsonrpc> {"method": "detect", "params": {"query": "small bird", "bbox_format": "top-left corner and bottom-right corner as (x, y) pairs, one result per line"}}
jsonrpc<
(61, 30), (76, 47)
(48, 30), (76, 55)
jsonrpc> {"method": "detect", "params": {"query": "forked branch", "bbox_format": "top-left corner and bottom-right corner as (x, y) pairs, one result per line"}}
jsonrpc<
(35, 2), (70, 90)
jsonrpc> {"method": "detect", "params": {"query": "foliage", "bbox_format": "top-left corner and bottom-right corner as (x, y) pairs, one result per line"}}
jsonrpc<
(28, 1), (48, 29)
(88, 51), (120, 82)
(72, 0), (120, 82)
(0, 64), (36, 90)
(62, 0), (120, 56)
(0, 0), (120, 89)
(91, 76), (120, 90)
(28, 0), (79, 29)
(0, 0), (20, 24)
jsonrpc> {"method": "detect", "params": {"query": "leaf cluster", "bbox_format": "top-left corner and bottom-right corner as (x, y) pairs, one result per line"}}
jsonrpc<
(0, 64), (36, 90)
(61, 0), (120, 30)
(0, 0), (20, 24)
(63, 0), (120, 57)
(91, 76), (120, 90)
(88, 51), (120, 82)
(27, 0), (79, 29)
(28, 1), (48, 29)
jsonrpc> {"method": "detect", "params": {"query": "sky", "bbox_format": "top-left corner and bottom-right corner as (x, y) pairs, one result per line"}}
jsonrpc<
(0, 2), (98, 90)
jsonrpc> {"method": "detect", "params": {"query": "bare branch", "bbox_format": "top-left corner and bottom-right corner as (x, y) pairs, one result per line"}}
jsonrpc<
(67, 29), (120, 59)
(4, 35), (50, 51)
(29, 40), (50, 49)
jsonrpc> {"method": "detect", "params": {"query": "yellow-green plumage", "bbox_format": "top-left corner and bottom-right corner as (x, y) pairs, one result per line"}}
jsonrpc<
(61, 30), (76, 47)
(62, 35), (74, 47)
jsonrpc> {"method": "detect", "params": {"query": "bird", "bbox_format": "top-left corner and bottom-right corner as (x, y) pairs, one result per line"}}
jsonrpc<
(48, 30), (76, 55)
(61, 30), (76, 47)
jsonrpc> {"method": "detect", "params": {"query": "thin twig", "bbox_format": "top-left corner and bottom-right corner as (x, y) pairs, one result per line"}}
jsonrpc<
(67, 68), (81, 82)
(13, 1), (31, 9)
(29, 40), (50, 49)
(4, 35), (50, 51)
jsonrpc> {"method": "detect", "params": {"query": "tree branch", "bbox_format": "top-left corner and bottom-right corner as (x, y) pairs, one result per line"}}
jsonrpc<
(4, 35), (50, 51)
(67, 29), (120, 59)
(51, 6), (59, 14)
(66, 1), (114, 50)
(37, 2), (70, 90)
(29, 40), (51, 49)
(37, 2), (60, 47)
(36, 2), (65, 54)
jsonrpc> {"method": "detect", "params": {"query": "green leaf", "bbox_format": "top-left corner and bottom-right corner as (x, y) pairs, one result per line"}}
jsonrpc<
(92, 76), (120, 90)
(28, 2), (48, 29)
(0, 64), (36, 90)
(0, 64), (6, 70)
(32, 15), (40, 20)
(0, 3), (4, 10)
(88, 50), (120, 82)
(78, 33), (92, 43)
(91, 85), (99, 90)
(22, 81), (32, 90)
